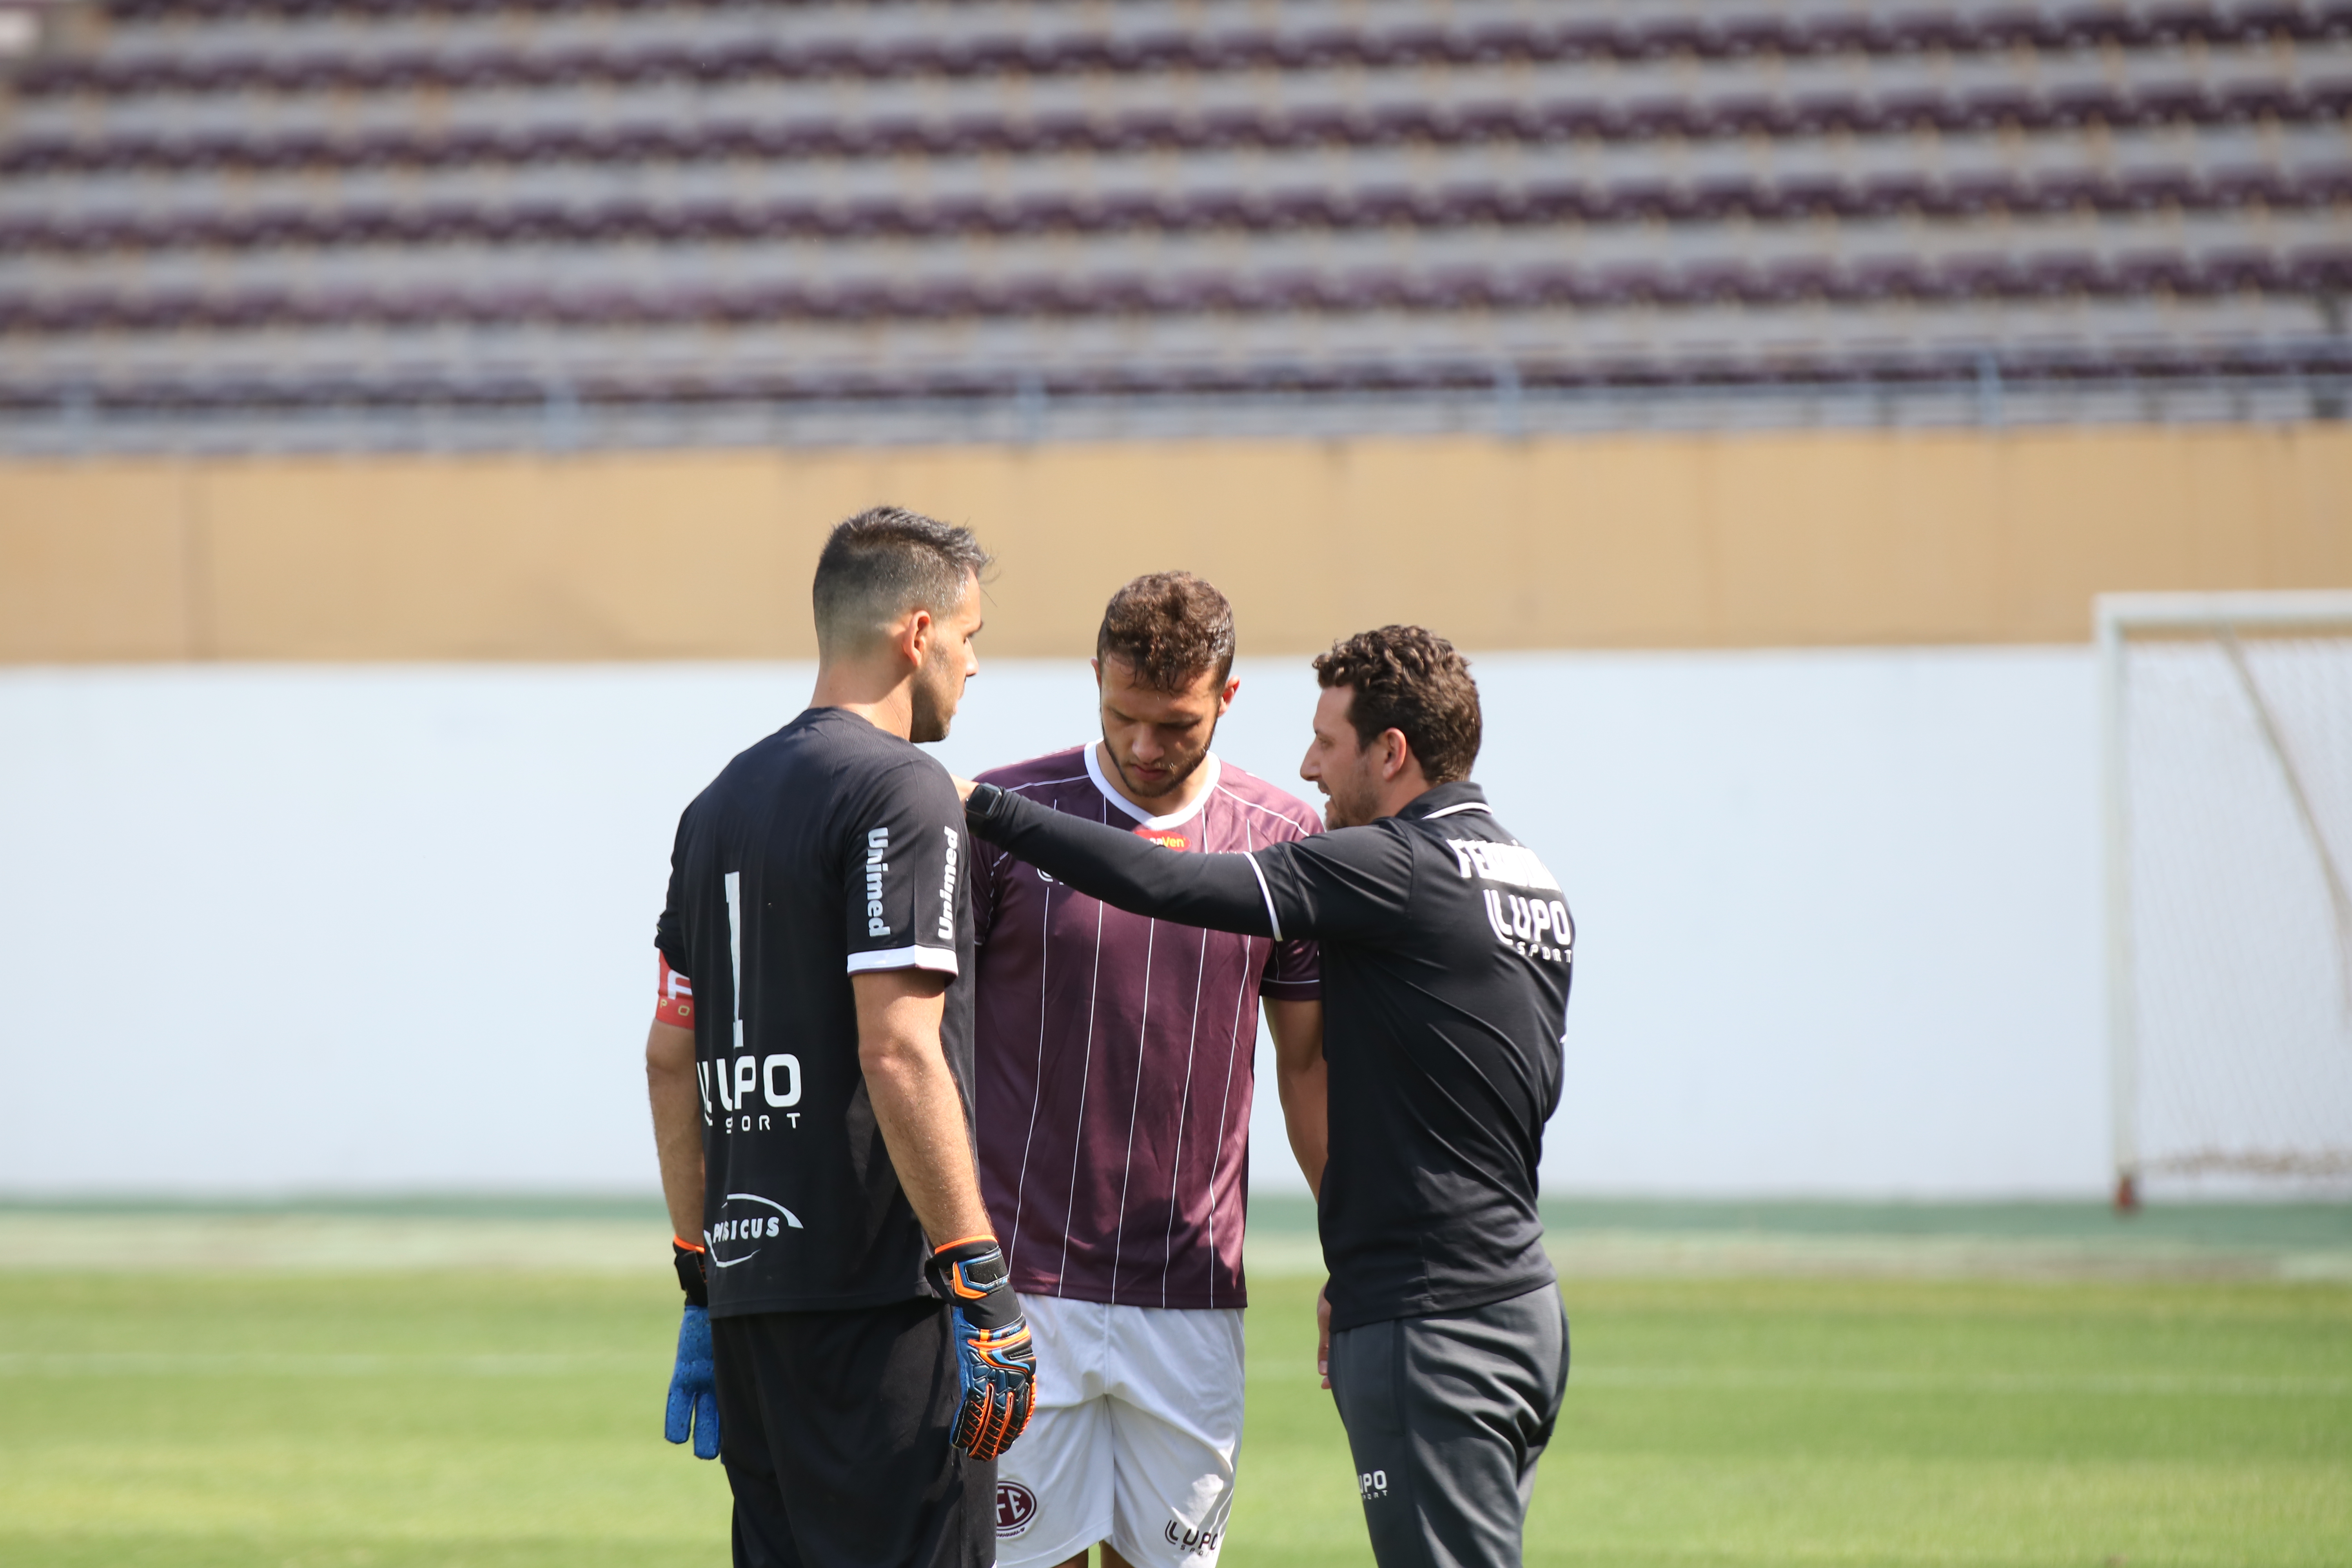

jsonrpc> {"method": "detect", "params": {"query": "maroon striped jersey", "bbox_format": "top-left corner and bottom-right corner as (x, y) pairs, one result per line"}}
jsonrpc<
(971, 745), (1323, 1309)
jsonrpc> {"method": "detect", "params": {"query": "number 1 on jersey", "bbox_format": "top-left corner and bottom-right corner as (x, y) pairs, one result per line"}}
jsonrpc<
(719, 869), (801, 1129)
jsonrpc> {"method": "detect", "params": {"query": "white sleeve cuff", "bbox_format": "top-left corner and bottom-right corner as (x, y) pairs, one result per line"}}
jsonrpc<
(846, 944), (961, 977)
(1243, 851), (1283, 942)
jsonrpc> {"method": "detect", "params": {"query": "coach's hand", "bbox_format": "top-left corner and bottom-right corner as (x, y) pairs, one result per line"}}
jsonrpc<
(929, 1236), (1036, 1461)
(664, 1240), (720, 1460)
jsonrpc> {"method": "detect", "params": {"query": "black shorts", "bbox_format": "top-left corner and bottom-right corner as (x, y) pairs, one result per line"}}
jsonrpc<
(713, 1295), (996, 1568)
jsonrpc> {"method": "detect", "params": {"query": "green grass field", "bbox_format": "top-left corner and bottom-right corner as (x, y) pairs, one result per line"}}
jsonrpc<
(2, 1207), (2347, 1567)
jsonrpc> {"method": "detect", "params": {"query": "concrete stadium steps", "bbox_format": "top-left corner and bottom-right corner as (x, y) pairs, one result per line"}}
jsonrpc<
(7, 337), (2345, 416)
(14, 62), (2350, 149)
(17, 39), (2346, 126)
(10, 120), (2344, 220)
(0, 245), (2341, 322)
(58, 2), (2352, 85)
(0, 181), (2342, 286)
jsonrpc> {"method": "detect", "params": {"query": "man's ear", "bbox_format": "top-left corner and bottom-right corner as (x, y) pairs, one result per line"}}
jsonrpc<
(898, 607), (935, 669)
(1379, 728), (1412, 782)
(1217, 675), (1241, 716)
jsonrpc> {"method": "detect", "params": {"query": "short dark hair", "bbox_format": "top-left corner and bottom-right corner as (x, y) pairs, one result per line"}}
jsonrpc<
(813, 506), (990, 658)
(1095, 571), (1236, 690)
(1311, 625), (1481, 785)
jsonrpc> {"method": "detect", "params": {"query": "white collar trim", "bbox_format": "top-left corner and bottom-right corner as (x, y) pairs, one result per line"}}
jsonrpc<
(1086, 744), (1222, 831)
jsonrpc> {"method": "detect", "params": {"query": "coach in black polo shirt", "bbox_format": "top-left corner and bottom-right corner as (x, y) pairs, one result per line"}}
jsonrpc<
(958, 625), (1573, 1568)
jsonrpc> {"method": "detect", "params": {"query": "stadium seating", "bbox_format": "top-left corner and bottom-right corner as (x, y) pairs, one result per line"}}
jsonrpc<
(2, 0), (2348, 445)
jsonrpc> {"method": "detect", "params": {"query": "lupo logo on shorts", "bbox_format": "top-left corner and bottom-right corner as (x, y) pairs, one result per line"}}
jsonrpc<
(1164, 1517), (1224, 1555)
(1357, 1469), (1390, 1501)
(995, 1482), (1038, 1538)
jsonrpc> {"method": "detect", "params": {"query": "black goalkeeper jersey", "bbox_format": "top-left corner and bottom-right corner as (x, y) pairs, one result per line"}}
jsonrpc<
(656, 706), (977, 1318)
(964, 779), (1568, 1332)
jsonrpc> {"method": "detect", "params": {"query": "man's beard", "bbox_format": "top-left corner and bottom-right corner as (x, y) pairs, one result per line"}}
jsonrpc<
(1318, 770), (1378, 829)
(908, 657), (957, 744)
(1105, 712), (1220, 801)
(1108, 743), (1211, 802)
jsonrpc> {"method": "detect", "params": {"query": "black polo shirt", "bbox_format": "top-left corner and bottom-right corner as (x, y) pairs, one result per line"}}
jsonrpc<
(964, 779), (1569, 1331)
(657, 707), (976, 1317)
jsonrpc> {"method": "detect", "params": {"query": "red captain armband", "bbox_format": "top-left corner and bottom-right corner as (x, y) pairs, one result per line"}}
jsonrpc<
(1133, 826), (1191, 852)
(655, 953), (695, 1028)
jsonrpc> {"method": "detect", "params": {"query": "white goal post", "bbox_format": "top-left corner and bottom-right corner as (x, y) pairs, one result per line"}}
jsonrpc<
(2101, 591), (2352, 1209)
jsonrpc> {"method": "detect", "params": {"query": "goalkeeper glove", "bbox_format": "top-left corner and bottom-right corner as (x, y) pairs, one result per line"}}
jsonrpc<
(664, 1239), (719, 1460)
(929, 1236), (1036, 1461)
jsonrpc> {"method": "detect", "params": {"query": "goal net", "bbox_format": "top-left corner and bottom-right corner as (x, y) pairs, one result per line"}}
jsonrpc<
(2102, 592), (2352, 1205)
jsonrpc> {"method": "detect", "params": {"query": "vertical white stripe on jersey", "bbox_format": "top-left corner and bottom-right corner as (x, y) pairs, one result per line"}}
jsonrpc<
(1242, 852), (1283, 940)
(1005, 865), (1053, 1279)
(724, 869), (745, 1054)
(1200, 806), (1261, 1310)
(1160, 852), (1216, 1306)
(1053, 791), (1113, 1296)
(1107, 909), (1160, 1304)
(1001, 771), (1088, 1282)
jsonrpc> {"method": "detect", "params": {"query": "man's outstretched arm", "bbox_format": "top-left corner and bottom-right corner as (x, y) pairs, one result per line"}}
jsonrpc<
(961, 781), (1278, 936)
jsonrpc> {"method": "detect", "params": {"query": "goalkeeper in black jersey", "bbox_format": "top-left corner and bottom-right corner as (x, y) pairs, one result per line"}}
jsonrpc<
(645, 508), (1035, 1568)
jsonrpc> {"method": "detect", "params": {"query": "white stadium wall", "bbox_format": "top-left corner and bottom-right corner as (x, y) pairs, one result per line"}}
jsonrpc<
(0, 650), (2100, 1198)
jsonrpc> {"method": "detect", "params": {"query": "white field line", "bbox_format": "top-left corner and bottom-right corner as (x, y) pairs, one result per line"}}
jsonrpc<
(1569, 1366), (2352, 1398)
(1241, 1230), (2352, 1282)
(1241, 1362), (2352, 1397)
(0, 1351), (653, 1377)
(15, 1352), (2340, 1399)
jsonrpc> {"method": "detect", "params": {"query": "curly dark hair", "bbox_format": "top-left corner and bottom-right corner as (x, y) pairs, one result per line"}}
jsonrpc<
(813, 506), (991, 657)
(1311, 625), (1481, 785)
(1095, 572), (1236, 690)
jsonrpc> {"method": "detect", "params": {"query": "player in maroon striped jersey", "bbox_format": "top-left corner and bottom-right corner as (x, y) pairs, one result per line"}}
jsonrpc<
(971, 573), (1328, 1568)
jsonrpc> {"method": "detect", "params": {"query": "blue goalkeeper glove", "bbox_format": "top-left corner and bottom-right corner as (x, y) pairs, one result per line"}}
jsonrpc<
(929, 1236), (1037, 1461)
(664, 1240), (719, 1461)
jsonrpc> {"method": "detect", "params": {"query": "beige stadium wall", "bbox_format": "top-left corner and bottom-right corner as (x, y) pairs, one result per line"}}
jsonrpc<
(3, 423), (2348, 663)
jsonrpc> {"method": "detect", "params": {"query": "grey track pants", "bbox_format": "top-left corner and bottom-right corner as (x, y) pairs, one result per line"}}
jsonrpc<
(1327, 1285), (1570, 1568)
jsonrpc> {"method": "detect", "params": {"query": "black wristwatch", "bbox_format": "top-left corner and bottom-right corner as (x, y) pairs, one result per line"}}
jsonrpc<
(964, 781), (1007, 828)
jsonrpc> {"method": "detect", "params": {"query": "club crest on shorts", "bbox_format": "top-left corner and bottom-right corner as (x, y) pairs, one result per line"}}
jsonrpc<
(995, 1481), (1038, 1538)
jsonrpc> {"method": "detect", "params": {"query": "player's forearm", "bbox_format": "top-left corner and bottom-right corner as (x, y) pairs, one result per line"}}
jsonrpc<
(856, 979), (995, 1245)
(965, 786), (1274, 936)
(645, 1021), (706, 1244)
(1266, 1000), (1329, 1199)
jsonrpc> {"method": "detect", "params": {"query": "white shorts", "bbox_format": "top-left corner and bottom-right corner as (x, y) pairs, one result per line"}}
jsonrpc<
(993, 1294), (1245, 1568)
